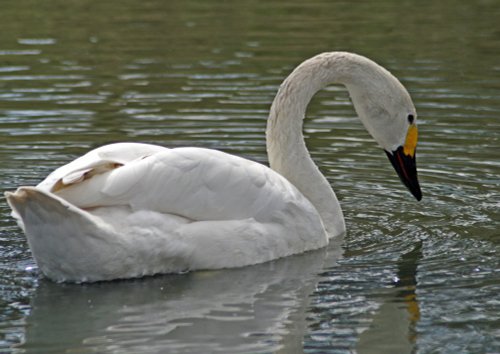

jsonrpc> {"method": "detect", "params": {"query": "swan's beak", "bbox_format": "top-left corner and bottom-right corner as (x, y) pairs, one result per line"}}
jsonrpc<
(384, 125), (422, 201)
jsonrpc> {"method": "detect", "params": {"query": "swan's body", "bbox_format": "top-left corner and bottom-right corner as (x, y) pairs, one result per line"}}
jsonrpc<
(6, 52), (422, 282)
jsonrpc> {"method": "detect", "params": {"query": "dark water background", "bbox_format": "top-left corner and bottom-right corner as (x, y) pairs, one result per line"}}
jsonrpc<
(1, 0), (499, 353)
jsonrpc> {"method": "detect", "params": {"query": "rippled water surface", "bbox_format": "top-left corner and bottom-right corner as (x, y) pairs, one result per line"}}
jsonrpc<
(1, 0), (499, 353)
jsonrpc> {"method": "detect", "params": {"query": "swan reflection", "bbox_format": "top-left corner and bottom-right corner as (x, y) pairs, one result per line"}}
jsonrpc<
(20, 242), (342, 353)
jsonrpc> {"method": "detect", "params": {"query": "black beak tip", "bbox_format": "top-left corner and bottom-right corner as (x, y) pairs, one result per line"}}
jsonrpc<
(412, 187), (422, 201)
(385, 148), (422, 202)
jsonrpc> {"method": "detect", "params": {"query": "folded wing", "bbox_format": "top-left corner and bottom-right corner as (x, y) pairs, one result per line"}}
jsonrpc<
(40, 144), (314, 223)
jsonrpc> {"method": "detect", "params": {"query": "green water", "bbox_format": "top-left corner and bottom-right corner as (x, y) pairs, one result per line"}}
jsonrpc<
(1, 0), (499, 353)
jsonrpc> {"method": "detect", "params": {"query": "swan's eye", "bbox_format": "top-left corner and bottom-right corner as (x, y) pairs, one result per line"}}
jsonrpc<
(407, 114), (415, 124)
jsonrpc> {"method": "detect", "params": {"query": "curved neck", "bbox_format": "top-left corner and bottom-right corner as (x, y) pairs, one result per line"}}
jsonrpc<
(266, 52), (366, 237)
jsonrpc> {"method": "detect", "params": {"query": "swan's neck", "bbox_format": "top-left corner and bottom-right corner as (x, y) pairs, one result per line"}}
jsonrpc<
(266, 52), (369, 237)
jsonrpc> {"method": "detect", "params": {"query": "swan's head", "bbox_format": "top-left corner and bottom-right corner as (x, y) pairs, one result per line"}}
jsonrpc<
(345, 57), (422, 200)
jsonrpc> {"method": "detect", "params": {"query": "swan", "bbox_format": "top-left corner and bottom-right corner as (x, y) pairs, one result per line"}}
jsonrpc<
(5, 52), (422, 283)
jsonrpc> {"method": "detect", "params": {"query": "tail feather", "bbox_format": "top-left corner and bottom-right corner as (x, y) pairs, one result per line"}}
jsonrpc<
(5, 187), (125, 282)
(6, 186), (86, 224)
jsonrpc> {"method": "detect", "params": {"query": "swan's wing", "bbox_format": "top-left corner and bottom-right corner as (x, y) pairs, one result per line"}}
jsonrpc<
(37, 143), (169, 193)
(50, 146), (313, 222)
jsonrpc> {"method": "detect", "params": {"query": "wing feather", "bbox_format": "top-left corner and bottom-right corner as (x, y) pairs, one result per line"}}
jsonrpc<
(37, 143), (168, 193)
(44, 145), (313, 223)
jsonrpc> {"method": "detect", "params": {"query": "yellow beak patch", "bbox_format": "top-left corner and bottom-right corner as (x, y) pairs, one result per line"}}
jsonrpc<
(403, 124), (418, 157)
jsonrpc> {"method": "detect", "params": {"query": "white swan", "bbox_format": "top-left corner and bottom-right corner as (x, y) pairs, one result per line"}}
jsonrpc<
(5, 52), (422, 283)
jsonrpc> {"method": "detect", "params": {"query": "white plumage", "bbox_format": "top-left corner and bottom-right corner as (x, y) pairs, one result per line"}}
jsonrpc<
(5, 52), (421, 282)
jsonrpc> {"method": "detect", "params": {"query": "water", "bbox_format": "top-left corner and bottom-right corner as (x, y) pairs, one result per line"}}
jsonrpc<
(1, 0), (499, 353)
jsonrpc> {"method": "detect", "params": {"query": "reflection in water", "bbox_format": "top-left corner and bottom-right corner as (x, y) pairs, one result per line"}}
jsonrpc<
(356, 242), (422, 354)
(304, 240), (424, 354)
(396, 241), (422, 344)
(19, 241), (343, 353)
